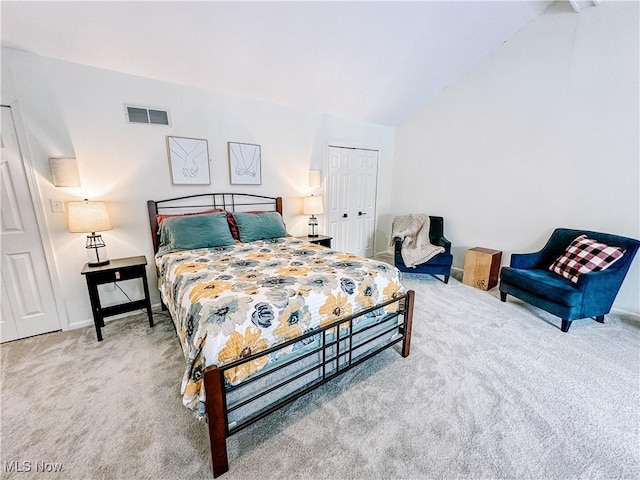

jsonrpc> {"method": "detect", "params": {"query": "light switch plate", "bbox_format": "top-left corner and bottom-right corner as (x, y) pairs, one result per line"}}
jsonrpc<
(50, 198), (65, 213)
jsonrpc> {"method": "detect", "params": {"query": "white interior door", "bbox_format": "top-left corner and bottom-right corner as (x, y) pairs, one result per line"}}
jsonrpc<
(1, 105), (60, 342)
(327, 146), (378, 257)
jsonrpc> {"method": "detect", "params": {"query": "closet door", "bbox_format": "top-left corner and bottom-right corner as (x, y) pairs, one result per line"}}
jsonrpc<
(1, 106), (60, 342)
(327, 146), (378, 257)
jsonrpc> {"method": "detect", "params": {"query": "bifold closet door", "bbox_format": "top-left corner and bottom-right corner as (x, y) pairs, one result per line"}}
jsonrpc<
(326, 146), (378, 258)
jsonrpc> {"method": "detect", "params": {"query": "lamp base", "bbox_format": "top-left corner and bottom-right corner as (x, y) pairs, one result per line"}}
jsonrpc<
(86, 234), (109, 267)
(308, 214), (319, 238)
(88, 259), (110, 267)
(308, 234), (319, 238)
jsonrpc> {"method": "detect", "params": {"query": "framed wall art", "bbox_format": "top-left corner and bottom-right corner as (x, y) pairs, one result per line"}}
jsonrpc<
(228, 142), (261, 185)
(166, 136), (210, 185)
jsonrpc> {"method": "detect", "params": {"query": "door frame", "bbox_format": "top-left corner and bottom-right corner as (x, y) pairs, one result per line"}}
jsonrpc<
(2, 99), (69, 331)
(324, 142), (380, 255)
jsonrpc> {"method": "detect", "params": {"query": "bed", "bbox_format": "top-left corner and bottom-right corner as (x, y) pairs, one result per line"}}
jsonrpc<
(147, 193), (415, 477)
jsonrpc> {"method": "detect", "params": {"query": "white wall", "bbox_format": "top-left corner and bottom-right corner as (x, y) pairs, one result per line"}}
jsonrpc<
(1, 48), (395, 329)
(392, 1), (640, 314)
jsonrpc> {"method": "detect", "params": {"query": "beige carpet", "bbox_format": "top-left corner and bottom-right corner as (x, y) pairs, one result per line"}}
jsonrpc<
(1, 275), (638, 479)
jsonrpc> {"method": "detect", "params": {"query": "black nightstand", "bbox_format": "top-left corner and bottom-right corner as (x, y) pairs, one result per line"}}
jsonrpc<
(81, 255), (154, 341)
(297, 235), (332, 248)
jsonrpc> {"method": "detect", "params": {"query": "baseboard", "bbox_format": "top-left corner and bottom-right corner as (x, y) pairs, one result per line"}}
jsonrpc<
(450, 266), (464, 282)
(67, 319), (95, 330)
(610, 307), (640, 320)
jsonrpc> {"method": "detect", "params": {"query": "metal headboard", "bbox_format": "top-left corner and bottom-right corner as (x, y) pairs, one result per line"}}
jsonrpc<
(147, 193), (283, 253)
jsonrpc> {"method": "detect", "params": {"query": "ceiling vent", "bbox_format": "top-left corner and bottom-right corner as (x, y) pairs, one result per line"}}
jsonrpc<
(124, 105), (170, 126)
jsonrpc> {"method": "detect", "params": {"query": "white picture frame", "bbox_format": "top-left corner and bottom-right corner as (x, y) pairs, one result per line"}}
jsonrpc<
(166, 136), (210, 185)
(228, 142), (261, 185)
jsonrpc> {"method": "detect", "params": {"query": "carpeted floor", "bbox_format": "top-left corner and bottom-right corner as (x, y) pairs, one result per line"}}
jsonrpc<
(1, 275), (638, 480)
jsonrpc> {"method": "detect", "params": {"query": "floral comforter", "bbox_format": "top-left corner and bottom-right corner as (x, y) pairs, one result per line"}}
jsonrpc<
(155, 236), (404, 417)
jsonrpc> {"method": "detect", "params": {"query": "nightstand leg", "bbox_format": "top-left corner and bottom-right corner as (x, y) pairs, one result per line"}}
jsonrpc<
(142, 270), (154, 327)
(85, 277), (103, 341)
(95, 323), (103, 341)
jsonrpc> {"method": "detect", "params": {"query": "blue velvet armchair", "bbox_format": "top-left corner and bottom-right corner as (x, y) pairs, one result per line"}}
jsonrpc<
(499, 228), (639, 332)
(393, 216), (453, 283)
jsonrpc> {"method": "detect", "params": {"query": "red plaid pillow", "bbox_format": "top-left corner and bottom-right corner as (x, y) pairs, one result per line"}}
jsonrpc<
(550, 234), (625, 283)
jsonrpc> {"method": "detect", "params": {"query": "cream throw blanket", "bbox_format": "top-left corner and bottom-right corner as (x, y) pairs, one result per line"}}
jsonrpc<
(391, 214), (445, 268)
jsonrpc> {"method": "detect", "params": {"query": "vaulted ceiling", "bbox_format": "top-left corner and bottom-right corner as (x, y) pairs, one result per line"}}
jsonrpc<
(1, 1), (556, 126)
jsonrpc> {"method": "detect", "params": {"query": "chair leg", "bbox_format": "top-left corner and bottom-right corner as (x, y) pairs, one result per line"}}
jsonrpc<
(430, 274), (450, 284)
(561, 319), (571, 332)
(500, 291), (507, 302)
(595, 315), (605, 324)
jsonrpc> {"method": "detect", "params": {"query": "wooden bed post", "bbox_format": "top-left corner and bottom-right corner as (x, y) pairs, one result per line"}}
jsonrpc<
(203, 366), (229, 477)
(401, 290), (414, 358)
(147, 200), (160, 253)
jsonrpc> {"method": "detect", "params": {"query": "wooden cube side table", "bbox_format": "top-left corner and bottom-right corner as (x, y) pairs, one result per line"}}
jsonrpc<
(463, 247), (503, 291)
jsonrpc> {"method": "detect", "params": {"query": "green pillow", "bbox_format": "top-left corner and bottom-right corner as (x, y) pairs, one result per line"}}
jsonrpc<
(158, 212), (234, 254)
(232, 211), (287, 242)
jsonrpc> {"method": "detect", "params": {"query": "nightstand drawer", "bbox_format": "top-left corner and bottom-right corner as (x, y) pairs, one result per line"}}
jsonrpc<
(89, 265), (144, 285)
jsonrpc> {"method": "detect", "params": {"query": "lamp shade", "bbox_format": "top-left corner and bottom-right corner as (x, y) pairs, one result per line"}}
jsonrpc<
(67, 200), (112, 233)
(49, 157), (81, 187)
(303, 195), (324, 215)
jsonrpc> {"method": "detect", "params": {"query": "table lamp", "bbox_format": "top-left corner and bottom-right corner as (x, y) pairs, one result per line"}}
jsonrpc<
(303, 195), (323, 237)
(68, 199), (113, 266)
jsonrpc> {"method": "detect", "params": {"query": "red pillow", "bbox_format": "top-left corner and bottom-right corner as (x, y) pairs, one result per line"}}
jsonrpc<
(549, 234), (625, 283)
(226, 211), (240, 240)
(156, 208), (222, 226)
